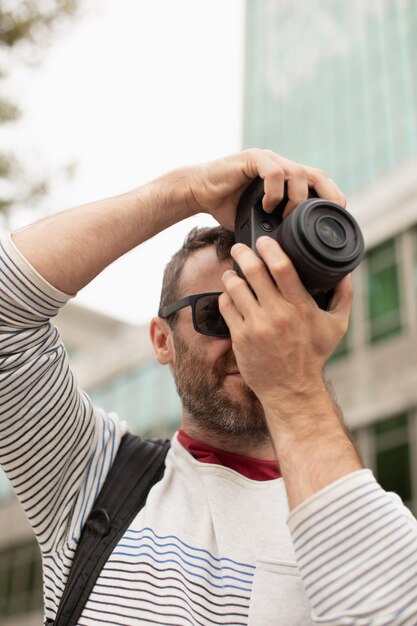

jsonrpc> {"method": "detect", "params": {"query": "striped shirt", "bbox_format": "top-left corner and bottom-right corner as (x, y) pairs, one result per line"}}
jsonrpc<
(1, 235), (417, 625)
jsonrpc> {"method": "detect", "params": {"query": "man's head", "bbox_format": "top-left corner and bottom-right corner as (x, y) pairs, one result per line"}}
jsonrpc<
(150, 226), (268, 444)
(158, 226), (234, 329)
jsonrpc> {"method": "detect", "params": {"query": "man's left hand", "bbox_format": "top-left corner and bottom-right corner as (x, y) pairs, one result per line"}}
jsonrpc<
(219, 236), (353, 415)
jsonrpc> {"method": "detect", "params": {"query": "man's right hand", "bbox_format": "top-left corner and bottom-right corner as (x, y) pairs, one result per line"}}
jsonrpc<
(11, 148), (344, 295)
(183, 148), (346, 230)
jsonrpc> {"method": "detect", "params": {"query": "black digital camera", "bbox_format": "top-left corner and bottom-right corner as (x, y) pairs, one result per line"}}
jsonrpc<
(234, 177), (365, 310)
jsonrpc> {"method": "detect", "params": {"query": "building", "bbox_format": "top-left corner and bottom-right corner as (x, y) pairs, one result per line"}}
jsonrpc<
(244, 0), (417, 511)
(0, 303), (181, 624)
(1, 0), (417, 621)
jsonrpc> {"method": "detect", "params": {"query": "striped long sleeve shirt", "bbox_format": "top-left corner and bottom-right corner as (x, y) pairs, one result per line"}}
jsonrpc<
(1, 235), (417, 625)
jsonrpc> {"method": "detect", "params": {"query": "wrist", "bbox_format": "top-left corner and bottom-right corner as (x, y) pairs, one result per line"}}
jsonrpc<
(146, 166), (199, 225)
(261, 384), (363, 509)
(275, 426), (363, 510)
(261, 377), (330, 431)
(263, 382), (356, 454)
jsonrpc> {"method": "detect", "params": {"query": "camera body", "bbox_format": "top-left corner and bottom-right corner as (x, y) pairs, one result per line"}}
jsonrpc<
(234, 177), (365, 310)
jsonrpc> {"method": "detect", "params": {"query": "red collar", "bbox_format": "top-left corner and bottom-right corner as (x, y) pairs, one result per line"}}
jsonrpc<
(177, 428), (280, 481)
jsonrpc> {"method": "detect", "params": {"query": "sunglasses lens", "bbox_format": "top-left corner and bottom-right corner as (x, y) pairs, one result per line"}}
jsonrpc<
(195, 295), (229, 336)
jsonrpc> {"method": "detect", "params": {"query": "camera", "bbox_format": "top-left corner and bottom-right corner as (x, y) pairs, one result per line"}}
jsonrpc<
(234, 176), (365, 310)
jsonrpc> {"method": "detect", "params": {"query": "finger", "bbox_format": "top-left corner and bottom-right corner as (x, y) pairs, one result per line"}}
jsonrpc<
(256, 237), (310, 305)
(283, 166), (309, 215)
(218, 292), (243, 334)
(262, 152), (321, 215)
(247, 150), (285, 213)
(222, 266), (259, 319)
(306, 167), (347, 207)
(240, 149), (287, 213)
(327, 274), (353, 320)
(230, 242), (280, 307)
(261, 151), (310, 214)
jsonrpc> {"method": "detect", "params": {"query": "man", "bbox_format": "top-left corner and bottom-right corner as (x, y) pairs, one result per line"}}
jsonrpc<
(1, 148), (416, 625)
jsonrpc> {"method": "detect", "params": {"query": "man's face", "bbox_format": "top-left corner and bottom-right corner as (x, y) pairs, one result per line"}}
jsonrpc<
(170, 246), (268, 442)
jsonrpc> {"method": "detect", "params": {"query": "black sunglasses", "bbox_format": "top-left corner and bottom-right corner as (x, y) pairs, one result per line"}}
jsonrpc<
(158, 291), (230, 337)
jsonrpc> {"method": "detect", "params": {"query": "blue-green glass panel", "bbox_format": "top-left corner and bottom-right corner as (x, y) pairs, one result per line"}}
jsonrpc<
(244, 0), (417, 195)
(376, 443), (412, 503)
(366, 239), (402, 343)
(374, 413), (412, 506)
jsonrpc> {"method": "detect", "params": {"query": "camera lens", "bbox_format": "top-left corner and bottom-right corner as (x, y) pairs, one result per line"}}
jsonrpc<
(275, 198), (365, 294)
(315, 216), (347, 249)
(234, 177), (365, 310)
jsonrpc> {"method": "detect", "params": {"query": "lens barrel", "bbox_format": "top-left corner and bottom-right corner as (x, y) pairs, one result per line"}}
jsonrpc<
(275, 199), (364, 293)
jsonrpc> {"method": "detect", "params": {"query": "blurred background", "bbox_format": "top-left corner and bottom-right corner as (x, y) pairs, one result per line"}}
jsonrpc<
(0, 0), (416, 622)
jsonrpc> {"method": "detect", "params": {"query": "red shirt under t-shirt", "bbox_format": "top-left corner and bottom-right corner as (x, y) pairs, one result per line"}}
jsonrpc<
(177, 428), (280, 481)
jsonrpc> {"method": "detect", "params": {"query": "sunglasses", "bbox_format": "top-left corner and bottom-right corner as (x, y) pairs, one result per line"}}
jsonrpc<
(158, 291), (230, 337)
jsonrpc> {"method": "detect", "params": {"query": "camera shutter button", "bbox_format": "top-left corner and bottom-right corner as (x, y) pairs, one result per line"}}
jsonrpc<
(261, 220), (273, 232)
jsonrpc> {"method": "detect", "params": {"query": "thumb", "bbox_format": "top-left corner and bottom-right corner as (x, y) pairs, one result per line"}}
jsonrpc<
(327, 274), (353, 321)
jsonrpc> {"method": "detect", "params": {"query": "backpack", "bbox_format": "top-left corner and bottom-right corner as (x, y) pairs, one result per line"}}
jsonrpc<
(46, 432), (171, 626)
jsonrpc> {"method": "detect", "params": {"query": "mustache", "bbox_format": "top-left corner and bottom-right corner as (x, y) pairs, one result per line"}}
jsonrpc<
(213, 351), (239, 381)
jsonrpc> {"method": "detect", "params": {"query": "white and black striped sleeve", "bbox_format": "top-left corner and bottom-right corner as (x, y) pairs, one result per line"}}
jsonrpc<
(0, 236), (124, 558)
(288, 468), (417, 625)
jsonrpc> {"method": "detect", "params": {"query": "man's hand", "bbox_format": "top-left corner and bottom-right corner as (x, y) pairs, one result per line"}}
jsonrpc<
(219, 237), (362, 509)
(12, 147), (345, 296)
(219, 237), (352, 408)
(184, 148), (346, 230)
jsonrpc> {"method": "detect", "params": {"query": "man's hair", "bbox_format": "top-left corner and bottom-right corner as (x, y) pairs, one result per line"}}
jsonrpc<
(159, 225), (235, 327)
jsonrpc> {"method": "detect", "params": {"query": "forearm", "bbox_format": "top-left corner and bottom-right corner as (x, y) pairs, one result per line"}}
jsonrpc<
(265, 382), (363, 510)
(11, 168), (194, 294)
(266, 391), (417, 623)
(11, 148), (338, 295)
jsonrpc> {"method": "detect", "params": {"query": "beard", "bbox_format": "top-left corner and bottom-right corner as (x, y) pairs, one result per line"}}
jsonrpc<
(172, 333), (269, 443)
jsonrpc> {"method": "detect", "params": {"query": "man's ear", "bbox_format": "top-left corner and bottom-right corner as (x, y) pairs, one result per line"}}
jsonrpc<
(149, 317), (176, 365)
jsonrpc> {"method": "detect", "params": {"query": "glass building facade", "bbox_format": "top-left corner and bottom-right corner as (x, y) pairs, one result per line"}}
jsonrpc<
(89, 361), (181, 437)
(244, 0), (417, 513)
(244, 0), (417, 194)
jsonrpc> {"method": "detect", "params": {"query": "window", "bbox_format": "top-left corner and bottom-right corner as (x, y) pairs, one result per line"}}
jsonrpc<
(365, 238), (402, 343)
(89, 362), (181, 437)
(374, 413), (413, 508)
(0, 540), (42, 617)
(353, 412), (415, 514)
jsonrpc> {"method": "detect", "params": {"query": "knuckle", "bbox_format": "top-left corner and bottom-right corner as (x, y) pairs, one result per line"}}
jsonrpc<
(268, 164), (285, 179)
(287, 164), (305, 179)
(262, 148), (277, 157)
(254, 323), (270, 342)
(270, 258), (292, 277)
(272, 314), (288, 333)
(244, 258), (264, 278)
(227, 279), (241, 296)
(218, 293), (230, 310)
(312, 167), (327, 179)
(245, 147), (263, 160)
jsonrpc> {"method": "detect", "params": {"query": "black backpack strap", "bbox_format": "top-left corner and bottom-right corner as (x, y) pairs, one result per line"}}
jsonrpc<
(47, 432), (170, 626)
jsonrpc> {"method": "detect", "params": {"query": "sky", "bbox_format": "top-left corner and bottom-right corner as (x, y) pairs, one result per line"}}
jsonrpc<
(5, 0), (245, 325)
